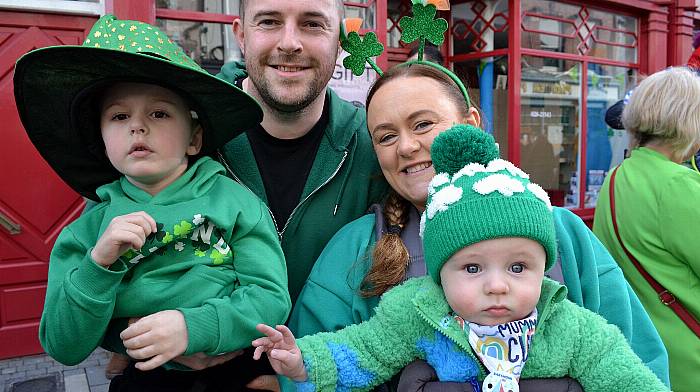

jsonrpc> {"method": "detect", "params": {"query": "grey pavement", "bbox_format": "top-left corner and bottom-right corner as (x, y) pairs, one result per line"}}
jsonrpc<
(0, 348), (111, 392)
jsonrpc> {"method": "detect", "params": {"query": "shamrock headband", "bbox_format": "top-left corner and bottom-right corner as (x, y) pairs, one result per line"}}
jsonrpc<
(340, 0), (470, 107)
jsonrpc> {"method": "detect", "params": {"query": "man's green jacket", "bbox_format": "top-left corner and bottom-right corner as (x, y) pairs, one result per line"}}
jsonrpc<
(216, 61), (387, 302)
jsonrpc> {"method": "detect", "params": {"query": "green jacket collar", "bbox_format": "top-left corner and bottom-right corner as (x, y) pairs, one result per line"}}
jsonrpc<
(97, 157), (224, 205)
(411, 276), (567, 352)
(216, 60), (362, 153)
(216, 62), (366, 229)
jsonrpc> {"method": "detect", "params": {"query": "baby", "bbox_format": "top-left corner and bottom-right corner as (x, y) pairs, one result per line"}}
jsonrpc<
(252, 125), (668, 392)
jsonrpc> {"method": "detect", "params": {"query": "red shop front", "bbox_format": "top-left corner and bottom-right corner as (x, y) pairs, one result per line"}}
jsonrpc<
(0, 0), (697, 359)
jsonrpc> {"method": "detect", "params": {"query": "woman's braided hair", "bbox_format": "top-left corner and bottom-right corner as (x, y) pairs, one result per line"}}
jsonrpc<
(360, 63), (475, 297)
(361, 191), (411, 297)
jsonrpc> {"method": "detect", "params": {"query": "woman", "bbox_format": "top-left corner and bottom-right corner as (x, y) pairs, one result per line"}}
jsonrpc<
(289, 63), (669, 389)
(593, 67), (700, 392)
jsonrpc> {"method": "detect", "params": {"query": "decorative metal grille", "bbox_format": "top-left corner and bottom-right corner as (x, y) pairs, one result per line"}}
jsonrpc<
(451, 1), (508, 52)
(521, 5), (637, 56)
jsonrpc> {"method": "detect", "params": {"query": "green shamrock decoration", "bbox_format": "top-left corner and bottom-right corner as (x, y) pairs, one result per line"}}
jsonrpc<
(174, 221), (193, 237)
(192, 239), (210, 253)
(161, 232), (173, 244)
(341, 31), (384, 77)
(399, 3), (448, 60)
(122, 249), (138, 260)
(210, 249), (225, 265)
(195, 249), (207, 257)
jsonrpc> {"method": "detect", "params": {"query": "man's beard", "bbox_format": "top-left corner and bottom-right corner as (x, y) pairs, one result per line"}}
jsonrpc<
(254, 77), (322, 113)
(247, 55), (331, 113)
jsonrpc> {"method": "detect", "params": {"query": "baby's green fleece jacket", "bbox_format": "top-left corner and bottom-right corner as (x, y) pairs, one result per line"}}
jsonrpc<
(296, 276), (668, 392)
(40, 157), (291, 366)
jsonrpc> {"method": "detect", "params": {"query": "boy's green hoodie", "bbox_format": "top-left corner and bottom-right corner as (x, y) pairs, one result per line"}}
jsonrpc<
(216, 61), (388, 302)
(40, 158), (291, 365)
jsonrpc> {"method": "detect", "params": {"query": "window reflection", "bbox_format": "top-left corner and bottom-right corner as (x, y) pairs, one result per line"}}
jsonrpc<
(156, 19), (239, 74)
(585, 64), (636, 207)
(520, 57), (580, 208)
(451, 1), (508, 55)
(521, 0), (637, 62)
(156, 0), (239, 14)
(454, 57), (509, 158)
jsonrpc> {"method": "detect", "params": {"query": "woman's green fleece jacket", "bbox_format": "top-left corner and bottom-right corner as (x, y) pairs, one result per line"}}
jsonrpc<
(296, 276), (668, 392)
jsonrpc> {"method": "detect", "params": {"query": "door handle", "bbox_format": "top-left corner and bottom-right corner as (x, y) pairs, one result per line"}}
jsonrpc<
(0, 211), (21, 235)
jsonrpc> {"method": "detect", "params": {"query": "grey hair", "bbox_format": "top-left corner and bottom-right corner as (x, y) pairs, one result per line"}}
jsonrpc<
(622, 66), (700, 160)
(238, 0), (345, 22)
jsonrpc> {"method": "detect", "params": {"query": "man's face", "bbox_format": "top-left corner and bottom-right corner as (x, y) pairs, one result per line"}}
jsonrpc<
(235, 0), (340, 113)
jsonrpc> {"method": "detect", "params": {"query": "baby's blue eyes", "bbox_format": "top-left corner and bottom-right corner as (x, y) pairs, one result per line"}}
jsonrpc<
(464, 263), (526, 274)
(465, 265), (480, 273)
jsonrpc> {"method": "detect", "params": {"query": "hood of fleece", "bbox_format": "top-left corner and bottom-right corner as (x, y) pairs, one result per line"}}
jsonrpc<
(216, 60), (248, 84)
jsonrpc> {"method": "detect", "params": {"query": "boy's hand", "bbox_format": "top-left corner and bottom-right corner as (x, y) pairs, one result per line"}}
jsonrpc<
(91, 211), (157, 267)
(120, 310), (188, 371)
(252, 324), (307, 382)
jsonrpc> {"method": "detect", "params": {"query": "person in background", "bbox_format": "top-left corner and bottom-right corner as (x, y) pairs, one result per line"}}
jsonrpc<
(593, 66), (700, 392)
(14, 15), (290, 391)
(289, 62), (670, 390)
(254, 125), (668, 392)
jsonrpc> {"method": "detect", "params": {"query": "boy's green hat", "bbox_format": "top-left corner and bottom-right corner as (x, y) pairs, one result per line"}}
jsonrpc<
(13, 14), (262, 200)
(420, 125), (557, 284)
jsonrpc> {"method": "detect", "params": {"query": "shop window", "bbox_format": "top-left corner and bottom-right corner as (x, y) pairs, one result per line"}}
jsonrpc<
(345, 0), (377, 30)
(156, 0), (236, 12)
(451, 0), (508, 55)
(454, 57), (509, 158)
(520, 56), (581, 208)
(155, 0), (240, 74)
(584, 64), (636, 207)
(521, 0), (637, 62)
(155, 19), (236, 74)
(387, 0), (413, 48)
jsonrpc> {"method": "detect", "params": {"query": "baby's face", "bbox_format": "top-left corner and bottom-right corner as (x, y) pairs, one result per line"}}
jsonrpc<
(440, 237), (545, 326)
(100, 82), (201, 194)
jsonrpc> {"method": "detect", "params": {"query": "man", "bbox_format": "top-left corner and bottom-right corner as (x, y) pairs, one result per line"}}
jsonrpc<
(217, 0), (387, 303)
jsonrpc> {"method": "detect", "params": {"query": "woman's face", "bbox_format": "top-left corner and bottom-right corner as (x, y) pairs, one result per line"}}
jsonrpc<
(367, 76), (480, 211)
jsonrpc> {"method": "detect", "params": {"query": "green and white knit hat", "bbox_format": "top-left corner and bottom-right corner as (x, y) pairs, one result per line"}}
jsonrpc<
(421, 124), (557, 284)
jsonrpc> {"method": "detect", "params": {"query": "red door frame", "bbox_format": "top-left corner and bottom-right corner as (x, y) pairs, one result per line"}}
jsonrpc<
(0, 9), (97, 359)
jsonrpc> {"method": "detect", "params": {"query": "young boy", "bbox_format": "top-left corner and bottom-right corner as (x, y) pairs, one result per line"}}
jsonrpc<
(252, 125), (668, 392)
(14, 15), (291, 390)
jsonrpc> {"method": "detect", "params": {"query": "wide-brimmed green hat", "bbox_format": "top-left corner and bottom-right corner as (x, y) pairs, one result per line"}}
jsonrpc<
(14, 14), (262, 200)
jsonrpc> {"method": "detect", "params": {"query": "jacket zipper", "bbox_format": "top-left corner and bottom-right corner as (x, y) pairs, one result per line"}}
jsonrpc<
(217, 150), (348, 240)
(217, 151), (281, 234)
(279, 150), (348, 238)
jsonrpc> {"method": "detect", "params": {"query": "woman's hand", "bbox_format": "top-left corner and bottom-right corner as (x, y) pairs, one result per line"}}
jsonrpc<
(120, 309), (188, 371)
(252, 324), (306, 382)
(91, 211), (157, 267)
